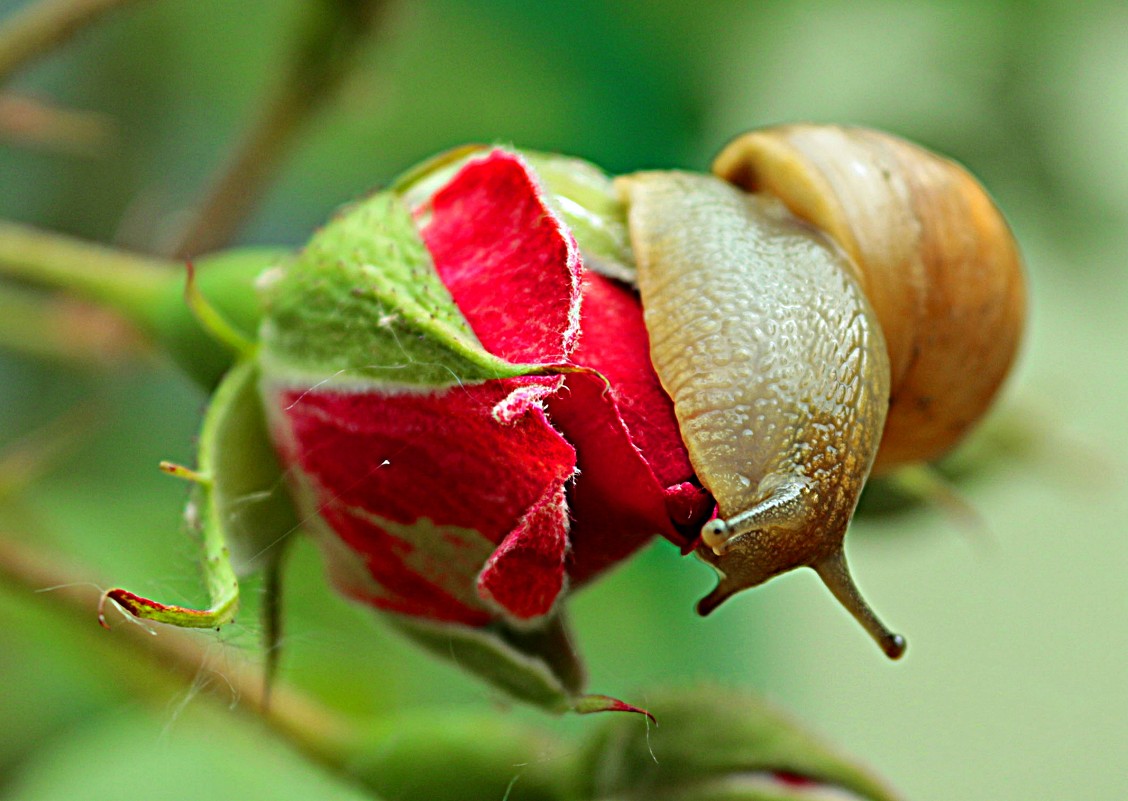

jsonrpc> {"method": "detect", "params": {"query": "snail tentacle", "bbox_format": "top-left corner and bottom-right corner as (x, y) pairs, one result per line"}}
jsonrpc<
(702, 479), (809, 555)
(813, 551), (906, 660)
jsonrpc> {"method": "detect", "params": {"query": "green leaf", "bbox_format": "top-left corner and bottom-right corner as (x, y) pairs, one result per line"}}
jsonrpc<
(388, 614), (585, 712)
(258, 191), (527, 387)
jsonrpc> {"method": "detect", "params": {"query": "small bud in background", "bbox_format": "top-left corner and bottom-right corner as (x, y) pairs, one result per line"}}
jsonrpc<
(575, 687), (903, 801)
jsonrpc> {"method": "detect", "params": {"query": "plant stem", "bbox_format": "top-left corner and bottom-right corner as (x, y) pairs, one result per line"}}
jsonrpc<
(0, 0), (148, 83)
(169, 0), (391, 259)
(0, 282), (148, 366)
(0, 533), (572, 800)
(0, 219), (172, 323)
(0, 91), (116, 156)
(0, 534), (354, 774)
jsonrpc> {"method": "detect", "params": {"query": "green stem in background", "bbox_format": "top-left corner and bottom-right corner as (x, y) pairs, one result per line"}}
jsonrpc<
(0, 534), (355, 774)
(0, 219), (171, 320)
(887, 463), (991, 545)
(0, 219), (287, 387)
(168, 0), (391, 259)
(0, 0), (149, 83)
(0, 281), (148, 366)
(0, 91), (116, 156)
(0, 402), (100, 501)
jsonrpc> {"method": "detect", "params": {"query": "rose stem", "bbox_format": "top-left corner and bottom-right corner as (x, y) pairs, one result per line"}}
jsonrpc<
(0, 282), (148, 365)
(0, 0), (150, 84)
(0, 533), (355, 774)
(0, 219), (173, 321)
(0, 92), (116, 156)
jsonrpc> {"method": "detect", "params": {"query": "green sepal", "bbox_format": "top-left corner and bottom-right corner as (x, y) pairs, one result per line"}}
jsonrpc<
(389, 613), (653, 720)
(522, 150), (636, 284)
(0, 283), (144, 367)
(388, 614), (585, 712)
(575, 687), (903, 801)
(139, 248), (287, 390)
(258, 191), (536, 387)
(196, 358), (299, 575)
(389, 143), (489, 198)
(100, 359), (298, 629)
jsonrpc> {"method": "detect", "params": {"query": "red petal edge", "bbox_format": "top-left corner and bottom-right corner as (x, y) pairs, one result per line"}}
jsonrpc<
(476, 479), (570, 620)
(550, 274), (712, 580)
(422, 150), (582, 365)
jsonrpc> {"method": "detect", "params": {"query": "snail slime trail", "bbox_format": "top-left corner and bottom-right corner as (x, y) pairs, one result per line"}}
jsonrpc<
(617, 171), (905, 659)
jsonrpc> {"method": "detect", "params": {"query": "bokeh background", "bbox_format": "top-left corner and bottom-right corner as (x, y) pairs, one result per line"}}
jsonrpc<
(1, 1), (1126, 799)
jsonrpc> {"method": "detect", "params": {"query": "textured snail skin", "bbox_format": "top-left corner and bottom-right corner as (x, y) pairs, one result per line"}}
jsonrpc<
(618, 172), (905, 658)
(713, 125), (1026, 472)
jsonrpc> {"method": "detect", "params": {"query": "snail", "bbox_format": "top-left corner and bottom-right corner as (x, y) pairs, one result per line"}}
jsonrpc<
(615, 125), (1025, 658)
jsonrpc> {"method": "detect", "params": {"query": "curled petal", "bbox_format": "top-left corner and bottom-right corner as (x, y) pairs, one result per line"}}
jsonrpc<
(477, 479), (570, 621)
(422, 150), (583, 365)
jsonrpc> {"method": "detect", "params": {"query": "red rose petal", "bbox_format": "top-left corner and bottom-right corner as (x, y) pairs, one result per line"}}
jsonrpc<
(422, 151), (582, 365)
(545, 274), (709, 576)
(663, 482), (717, 545)
(569, 273), (694, 488)
(477, 478), (570, 620)
(275, 377), (578, 624)
(279, 380), (572, 534)
(546, 370), (679, 583)
(318, 503), (494, 626)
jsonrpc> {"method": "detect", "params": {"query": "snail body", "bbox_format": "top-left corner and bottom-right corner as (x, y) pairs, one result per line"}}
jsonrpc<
(616, 125), (1025, 658)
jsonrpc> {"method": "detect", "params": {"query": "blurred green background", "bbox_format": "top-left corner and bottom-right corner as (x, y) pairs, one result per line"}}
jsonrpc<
(1, 1), (1126, 799)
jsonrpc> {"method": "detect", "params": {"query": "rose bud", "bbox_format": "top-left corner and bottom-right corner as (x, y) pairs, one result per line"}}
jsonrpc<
(258, 151), (712, 717)
(102, 147), (712, 714)
(258, 149), (715, 710)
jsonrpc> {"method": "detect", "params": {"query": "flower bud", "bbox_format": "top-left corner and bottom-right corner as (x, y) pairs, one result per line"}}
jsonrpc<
(256, 149), (712, 710)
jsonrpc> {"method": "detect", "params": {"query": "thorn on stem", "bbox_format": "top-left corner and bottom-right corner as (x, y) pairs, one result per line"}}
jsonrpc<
(159, 460), (209, 484)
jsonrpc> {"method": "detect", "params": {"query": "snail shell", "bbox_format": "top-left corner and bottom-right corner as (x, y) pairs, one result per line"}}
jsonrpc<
(616, 125), (1025, 658)
(713, 125), (1026, 471)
